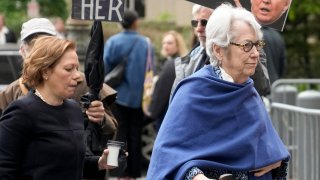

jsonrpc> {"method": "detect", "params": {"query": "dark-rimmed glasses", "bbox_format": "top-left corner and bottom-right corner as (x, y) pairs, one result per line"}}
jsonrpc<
(230, 40), (265, 52)
(191, 19), (208, 27)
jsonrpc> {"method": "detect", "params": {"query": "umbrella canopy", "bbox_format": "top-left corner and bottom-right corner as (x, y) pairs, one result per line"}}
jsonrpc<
(81, 21), (105, 108)
(186, 0), (237, 9)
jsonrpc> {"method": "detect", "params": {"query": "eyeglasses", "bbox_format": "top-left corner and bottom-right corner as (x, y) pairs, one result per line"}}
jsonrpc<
(191, 19), (208, 27)
(230, 40), (265, 52)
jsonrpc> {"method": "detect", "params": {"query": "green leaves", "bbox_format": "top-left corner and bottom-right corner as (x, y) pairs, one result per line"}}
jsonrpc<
(0, 0), (68, 37)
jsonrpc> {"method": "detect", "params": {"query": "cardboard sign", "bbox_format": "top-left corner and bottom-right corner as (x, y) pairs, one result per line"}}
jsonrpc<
(186, 0), (292, 31)
(72, 0), (125, 22)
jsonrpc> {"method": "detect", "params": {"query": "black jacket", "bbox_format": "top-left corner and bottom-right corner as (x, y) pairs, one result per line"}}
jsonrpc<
(149, 57), (176, 130)
(4, 28), (17, 43)
(0, 92), (104, 180)
(262, 27), (286, 84)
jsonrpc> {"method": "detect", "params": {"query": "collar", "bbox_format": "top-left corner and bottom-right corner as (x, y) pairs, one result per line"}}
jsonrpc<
(219, 67), (234, 83)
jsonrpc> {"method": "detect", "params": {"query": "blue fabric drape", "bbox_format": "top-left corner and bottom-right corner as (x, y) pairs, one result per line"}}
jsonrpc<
(147, 65), (290, 180)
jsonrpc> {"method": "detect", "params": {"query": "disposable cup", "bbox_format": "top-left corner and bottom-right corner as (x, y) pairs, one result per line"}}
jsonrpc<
(107, 140), (125, 167)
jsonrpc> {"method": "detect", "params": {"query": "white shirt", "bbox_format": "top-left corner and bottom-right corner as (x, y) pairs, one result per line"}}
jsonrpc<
(0, 26), (9, 44)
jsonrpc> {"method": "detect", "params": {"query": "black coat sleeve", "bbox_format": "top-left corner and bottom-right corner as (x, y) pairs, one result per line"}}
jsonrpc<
(83, 155), (106, 179)
(149, 59), (176, 120)
(0, 102), (32, 179)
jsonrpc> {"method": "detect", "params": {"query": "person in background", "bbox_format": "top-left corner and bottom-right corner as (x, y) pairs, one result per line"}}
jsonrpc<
(171, 5), (213, 93)
(191, 32), (199, 49)
(261, 26), (286, 84)
(172, 4), (270, 97)
(233, 0), (287, 87)
(249, 0), (289, 84)
(0, 18), (118, 179)
(160, 30), (188, 62)
(0, 13), (17, 44)
(251, 0), (292, 26)
(148, 30), (188, 131)
(52, 17), (67, 39)
(147, 4), (289, 179)
(0, 36), (115, 179)
(103, 10), (150, 180)
(0, 18), (64, 114)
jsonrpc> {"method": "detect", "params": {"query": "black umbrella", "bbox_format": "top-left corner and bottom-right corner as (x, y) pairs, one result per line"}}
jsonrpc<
(81, 21), (105, 108)
(186, 0), (237, 9)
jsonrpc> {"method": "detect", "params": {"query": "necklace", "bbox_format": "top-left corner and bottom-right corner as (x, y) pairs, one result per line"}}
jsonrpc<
(35, 89), (46, 103)
(35, 89), (63, 105)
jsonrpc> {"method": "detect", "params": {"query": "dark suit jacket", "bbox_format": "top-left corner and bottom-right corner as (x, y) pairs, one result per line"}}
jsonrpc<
(4, 28), (17, 43)
(149, 57), (176, 130)
(0, 92), (104, 180)
(262, 27), (286, 84)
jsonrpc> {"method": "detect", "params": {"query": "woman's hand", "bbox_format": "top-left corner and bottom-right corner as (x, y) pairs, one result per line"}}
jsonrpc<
(193, 173), (232, 180)
(98, 149), (117, 170)
(251, 161), (282, 177)
(193, 173), (211, 180)
(86, 100), (105, 123)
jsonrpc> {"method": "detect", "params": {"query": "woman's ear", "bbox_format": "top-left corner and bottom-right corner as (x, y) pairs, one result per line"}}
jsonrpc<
(42, 70), (49, 81)
(19, 45), (27, 59)
(213, 44), (223, 61)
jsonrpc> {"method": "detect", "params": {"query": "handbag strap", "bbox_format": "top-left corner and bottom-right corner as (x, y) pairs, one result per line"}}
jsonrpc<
(145, 37), (153, 71)
(124, 38), (139, 61)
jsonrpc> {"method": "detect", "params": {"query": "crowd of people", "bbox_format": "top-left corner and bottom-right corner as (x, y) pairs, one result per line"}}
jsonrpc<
(148, 30), (188, 131)
(148, 4), (289, 180)
(0, 17), (117, 180)
(0, 1), (290, 179)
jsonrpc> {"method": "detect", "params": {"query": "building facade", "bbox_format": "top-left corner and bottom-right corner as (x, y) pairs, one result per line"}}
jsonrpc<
(126, 0), (193, 26)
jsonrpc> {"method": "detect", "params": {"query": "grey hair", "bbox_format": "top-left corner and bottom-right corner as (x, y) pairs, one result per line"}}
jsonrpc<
(19, 41), (30, 59)
(192, 4), (202, 18)
(192, 4), (213, 19)
(205, 4), (263, 66)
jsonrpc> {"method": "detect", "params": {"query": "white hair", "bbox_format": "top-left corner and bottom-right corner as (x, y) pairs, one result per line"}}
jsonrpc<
(192, 4), (202, 18)
(205, 4), (263, 66)
(192, 4), (213, 19)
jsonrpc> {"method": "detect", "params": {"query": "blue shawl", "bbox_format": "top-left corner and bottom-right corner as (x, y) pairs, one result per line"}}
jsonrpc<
(146, 65), (289, 180)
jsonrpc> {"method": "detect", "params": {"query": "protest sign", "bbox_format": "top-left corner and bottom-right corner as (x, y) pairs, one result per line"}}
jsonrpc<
(72, 0), (124, 22)
(186, 0), (292, 31)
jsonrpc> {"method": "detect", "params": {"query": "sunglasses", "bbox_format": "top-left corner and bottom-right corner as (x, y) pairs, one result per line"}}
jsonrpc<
(230, 40), (265, 52)
(191, 19), (208, 27)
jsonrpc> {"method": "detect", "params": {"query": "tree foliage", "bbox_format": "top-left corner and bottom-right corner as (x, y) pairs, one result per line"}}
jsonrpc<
(37, 0), (68, 19)
(1, 0), (320, 78)
(283, 0), (320, 78)
(0, 0), (68, 37)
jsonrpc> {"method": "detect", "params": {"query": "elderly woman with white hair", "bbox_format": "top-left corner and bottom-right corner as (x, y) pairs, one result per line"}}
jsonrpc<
(147, 4), (289, 180)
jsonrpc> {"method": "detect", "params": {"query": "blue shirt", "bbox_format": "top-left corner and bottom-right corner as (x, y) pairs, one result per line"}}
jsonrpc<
(103, 30), (149, 108)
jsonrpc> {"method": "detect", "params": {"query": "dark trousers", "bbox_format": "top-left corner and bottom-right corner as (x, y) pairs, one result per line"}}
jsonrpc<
(110, 103), (143, 178)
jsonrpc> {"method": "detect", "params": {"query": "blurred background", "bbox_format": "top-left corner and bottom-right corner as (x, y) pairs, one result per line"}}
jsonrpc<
(2, 1), (320, 178)
(1, 0), (320, 78)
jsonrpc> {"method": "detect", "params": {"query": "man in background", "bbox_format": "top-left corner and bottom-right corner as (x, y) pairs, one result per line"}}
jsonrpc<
(251, 0), (289, 83)
(172, 4), (270, 96)
(233, 0), (288, 84)
(52, 17), (66, 39)
(0, 13), (16, 44)
(251, 0), (292, 25)
(0, 18), (118, 179)
(261, 27), (287, 84)
(171, 5), (213, 93)
(103, 10), (150, 180)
